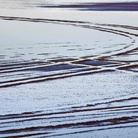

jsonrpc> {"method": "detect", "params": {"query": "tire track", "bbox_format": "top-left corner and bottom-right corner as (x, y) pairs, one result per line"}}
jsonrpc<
(0, 16), (137, 88)
(0, 95), (138, 137)
(0, 16), (138, 137)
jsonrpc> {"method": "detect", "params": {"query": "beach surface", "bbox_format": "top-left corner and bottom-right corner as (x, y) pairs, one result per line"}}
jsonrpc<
(0, 0), (138, 137)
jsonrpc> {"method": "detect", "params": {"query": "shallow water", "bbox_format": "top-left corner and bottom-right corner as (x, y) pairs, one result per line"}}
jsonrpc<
(0, 0), (138, 137)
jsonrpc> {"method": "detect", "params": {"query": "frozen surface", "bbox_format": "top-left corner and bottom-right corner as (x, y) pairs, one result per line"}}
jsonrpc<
(0, 0), (138, 137)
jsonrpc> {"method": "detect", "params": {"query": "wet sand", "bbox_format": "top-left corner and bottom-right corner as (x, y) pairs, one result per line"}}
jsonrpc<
(0, 1), (138, 137)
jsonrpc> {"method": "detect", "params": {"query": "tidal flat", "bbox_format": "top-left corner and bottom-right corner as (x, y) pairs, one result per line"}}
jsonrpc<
(0, 1), (138, 137)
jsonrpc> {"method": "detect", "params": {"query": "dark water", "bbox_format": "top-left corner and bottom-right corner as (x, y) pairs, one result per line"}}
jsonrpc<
(0, 0), (138, 137)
